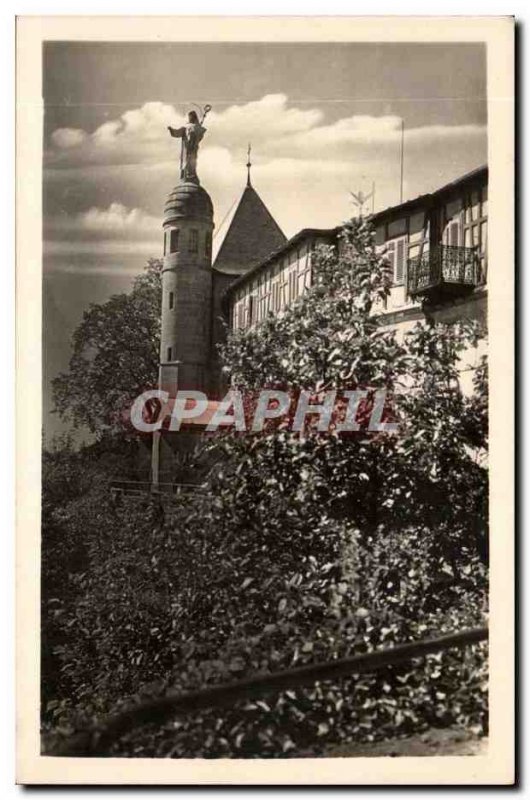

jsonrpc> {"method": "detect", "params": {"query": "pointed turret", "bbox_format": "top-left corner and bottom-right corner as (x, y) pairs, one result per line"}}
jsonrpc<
(213, 155), (286, 275)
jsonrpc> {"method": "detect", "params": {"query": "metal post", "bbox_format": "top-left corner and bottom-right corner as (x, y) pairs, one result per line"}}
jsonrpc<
(400, 119), (405, 204)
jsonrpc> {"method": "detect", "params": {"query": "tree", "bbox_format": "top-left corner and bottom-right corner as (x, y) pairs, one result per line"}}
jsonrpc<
(43, 221), (489, 757)
(52, 259), (162, 436)
(219, 218), (488, 543)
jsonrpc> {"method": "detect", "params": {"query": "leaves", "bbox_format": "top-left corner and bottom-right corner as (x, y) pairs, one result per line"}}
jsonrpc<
(42, 220), (488, 758)
(52, 259), (162, 435)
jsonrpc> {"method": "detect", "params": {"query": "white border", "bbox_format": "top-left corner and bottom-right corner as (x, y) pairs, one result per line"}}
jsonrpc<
(14, 13), (515, 787)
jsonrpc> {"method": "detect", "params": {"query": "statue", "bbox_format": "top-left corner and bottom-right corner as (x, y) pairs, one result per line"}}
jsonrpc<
(168, 105), (211, 183)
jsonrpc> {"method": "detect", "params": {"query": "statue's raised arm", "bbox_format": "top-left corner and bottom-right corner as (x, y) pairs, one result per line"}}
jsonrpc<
(168, 107), (210, 184)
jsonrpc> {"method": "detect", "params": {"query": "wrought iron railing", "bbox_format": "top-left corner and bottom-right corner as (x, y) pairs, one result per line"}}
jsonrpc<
(407, 245), (481, 298)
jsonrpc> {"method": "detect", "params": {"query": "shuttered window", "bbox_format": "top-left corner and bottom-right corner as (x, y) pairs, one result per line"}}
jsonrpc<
(387, 237), (407, 285)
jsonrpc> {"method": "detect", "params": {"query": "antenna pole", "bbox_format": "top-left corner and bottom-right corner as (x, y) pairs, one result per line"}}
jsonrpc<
(399, 119), (405, 204)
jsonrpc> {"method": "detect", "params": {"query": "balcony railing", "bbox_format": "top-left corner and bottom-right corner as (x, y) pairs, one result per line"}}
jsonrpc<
(407, 245), (481, 299)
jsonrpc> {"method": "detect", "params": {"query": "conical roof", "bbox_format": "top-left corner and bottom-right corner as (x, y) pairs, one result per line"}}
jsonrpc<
(213, 184), (286, 276)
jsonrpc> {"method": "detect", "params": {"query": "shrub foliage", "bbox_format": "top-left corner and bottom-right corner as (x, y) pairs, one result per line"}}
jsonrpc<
(42, 220), (488, 757)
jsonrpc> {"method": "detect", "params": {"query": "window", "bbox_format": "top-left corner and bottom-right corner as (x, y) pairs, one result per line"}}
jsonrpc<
(387, 237), (407, 285)
(169, 291), (174, 310)
(480, 222), (487, 254)
(205, 232), (212, 258)
(375, 226), (386, 246)
(167, 346), (172, 362)
(297, 247), (312, 296)
(189, 229), (199, 253)
(447, 220), (460, 247)
(388, 217), (407, 238)
(272, 280), (280, 311)
(409, 212), (425, 242)
(463, 186), (487, 260)
(481, 186), (488, 216)
(233, 301), (244, 330)
(263, 273), (272, 316)
(471, 191), (480, 222)
(479, 221), (488, 283)
(169, 229), (179, 253)
(445, 198), (462, 219)
(248, 295), (255, 325)
(288, 269), (298, 303)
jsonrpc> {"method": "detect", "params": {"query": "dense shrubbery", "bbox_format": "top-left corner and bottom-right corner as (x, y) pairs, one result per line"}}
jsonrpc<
(42, 480), (487, 756)
(43, 219), (488, 757)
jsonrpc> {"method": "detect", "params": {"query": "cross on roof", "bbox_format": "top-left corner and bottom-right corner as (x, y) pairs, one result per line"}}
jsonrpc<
(246, 143), (252, 187)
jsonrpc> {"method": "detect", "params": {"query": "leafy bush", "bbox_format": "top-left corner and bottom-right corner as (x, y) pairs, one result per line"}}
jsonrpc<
(42, 475), (487, 757)
(42, 219), (488, 756)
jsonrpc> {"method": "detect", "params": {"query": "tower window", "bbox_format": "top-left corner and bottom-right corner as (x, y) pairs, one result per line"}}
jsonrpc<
(170, 229), (179, 253)
(163, 231), (167, 256)
(189, 229), (199, 254)
(205, 232), (212, 257)
(169, 291), (174, 310)
(167, 347), (172, 362)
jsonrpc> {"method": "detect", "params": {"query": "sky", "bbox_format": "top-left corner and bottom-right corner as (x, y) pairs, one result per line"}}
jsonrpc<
(43, 41), (487, 441)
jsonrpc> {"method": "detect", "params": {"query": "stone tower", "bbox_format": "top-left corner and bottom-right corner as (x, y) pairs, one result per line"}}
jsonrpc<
(152, 111), (215, 485)
(159, 181), (214, 396)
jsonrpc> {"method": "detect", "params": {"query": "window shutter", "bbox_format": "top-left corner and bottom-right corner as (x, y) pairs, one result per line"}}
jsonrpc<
(449, 221), (459, 247)
(395, 238), (405, 284)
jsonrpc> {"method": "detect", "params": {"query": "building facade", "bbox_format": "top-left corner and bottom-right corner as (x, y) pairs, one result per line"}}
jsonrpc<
(152, 164), (488, 484)
(226, 166), (488, 337)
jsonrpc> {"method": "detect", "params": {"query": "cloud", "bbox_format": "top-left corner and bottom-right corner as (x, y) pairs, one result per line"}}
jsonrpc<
(47, 101), (185, 168)
(47, 95), (486, 170)
(46, 202), (160, 245)
(54, 203), (158, 233)
(208, 94), (322, 150)
(82, 203), (155, 231)
(51, 127), (88, 148)
(44, 239), (160, 258)
(44, 203), (161, 271)
(44, 94), (488, 244)
(48, 95), (322, 165)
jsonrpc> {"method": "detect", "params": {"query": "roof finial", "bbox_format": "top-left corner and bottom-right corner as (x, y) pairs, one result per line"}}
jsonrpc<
(246, 143), (252, 187)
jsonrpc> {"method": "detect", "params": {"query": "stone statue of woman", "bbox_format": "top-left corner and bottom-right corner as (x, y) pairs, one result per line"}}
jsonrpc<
(168, 110), (207, 184)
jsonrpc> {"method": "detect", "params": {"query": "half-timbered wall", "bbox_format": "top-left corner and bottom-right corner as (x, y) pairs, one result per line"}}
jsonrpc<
(230, 237), (329, 331)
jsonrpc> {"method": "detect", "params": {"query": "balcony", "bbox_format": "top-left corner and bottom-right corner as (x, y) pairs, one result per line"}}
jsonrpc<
(407, 245), (481, 300)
